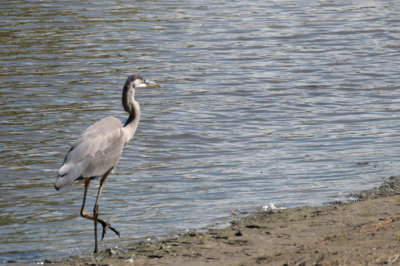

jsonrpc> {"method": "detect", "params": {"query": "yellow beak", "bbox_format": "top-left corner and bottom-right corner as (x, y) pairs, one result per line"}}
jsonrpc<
(147, 83), (160, 88)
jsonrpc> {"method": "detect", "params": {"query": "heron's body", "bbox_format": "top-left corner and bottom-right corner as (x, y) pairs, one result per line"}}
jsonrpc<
(56, 114), (139, 188)
(55, 74), (158, 253)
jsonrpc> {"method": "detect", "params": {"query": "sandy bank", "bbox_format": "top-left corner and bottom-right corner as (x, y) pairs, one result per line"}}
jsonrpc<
(52, 176), (400, 265)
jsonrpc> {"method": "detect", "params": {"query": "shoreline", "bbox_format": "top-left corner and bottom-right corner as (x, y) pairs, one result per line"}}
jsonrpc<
(51, 176), (400, 265)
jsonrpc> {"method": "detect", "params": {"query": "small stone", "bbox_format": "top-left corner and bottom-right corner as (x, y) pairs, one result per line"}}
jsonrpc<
(235, 231), (243, 236)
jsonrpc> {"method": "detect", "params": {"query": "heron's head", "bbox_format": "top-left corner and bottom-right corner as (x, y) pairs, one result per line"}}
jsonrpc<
(126, 74), (160, 89)
(123, 74), (159, 113)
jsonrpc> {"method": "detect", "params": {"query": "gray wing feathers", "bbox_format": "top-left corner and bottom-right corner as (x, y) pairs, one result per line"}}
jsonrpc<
(55, 117), (125, 189)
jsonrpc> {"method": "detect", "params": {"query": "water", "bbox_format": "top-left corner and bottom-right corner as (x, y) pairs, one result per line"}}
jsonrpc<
(1, 0), (400, 262)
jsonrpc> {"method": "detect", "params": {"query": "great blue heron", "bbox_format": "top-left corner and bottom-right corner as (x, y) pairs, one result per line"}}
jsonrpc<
(55, 74), (160, 253)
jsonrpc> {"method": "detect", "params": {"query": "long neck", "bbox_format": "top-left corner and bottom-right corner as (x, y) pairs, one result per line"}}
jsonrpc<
(122, 100), (141, 144)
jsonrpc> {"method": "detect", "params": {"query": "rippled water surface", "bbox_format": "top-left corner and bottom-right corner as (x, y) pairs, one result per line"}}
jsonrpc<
(1, 0), (400, 262)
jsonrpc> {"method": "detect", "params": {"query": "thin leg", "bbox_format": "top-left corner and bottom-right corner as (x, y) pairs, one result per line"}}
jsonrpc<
(81, 192), (120, 239)
(93, 168), (114, 253)
(79, 171), (120, 254)
(80, 179), (91, 218)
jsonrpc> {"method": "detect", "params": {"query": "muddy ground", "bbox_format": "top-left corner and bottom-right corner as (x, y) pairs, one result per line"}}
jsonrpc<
(52, 176), (400, 265)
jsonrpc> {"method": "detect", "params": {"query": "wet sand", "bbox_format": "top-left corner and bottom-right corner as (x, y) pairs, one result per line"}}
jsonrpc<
(52, 176), (400, 265)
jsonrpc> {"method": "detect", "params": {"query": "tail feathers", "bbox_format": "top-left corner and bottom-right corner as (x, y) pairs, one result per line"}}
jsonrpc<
(55, 164), (82, 190)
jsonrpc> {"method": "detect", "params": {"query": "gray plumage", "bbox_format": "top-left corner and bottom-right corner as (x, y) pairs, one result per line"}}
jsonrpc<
(55, 73), (159, 253)
(55, 114), (135, 188)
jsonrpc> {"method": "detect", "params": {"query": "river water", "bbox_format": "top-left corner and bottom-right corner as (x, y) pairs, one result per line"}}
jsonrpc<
(1, 0), (400, 263)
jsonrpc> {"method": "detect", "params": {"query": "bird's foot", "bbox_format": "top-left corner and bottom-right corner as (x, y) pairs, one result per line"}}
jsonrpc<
(99, 219), (120, 240)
